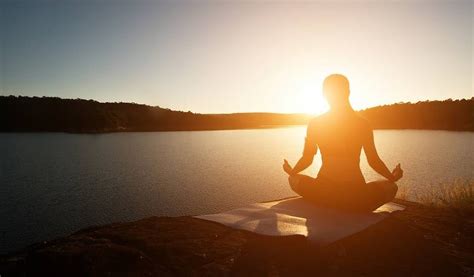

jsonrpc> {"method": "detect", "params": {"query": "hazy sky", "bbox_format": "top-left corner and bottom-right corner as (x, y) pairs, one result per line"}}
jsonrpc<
(1, 0), (472, 114)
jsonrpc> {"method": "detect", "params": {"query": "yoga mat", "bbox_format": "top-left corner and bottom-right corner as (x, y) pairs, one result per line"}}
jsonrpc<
(195, 197), (405, 245)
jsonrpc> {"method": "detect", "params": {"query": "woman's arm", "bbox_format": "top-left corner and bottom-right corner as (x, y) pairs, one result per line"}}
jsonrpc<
(283, 155), (313, 176)
(283, 122), (318, 176)
(363, 127), (403, 182)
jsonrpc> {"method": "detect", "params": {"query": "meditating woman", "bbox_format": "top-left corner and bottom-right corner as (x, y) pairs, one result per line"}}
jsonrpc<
(283, 74), (403, 211)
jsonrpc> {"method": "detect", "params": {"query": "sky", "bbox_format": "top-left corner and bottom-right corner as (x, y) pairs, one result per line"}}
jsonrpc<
(0, 0), (472, 114)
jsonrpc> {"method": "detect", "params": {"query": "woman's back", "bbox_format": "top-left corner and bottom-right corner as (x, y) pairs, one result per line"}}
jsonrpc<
(307, 110), (370, 184)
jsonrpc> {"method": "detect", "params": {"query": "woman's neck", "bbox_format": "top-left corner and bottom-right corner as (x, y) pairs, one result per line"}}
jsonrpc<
(330, 102), (354, 113)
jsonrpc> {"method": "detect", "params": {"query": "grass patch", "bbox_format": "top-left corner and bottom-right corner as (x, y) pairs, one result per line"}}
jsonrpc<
(398, 179), (473, 215)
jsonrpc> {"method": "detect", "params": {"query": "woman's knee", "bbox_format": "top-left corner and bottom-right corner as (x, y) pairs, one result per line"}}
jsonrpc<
(384, 181), (398, 200)
(288, 175), (300, 192)
(288, 174), (315, 196)
(369, 180), (398, 202)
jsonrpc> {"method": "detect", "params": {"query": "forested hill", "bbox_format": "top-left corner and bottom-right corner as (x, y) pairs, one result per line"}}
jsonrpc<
(358, 98), (473, 131)
(0, 96), (311, 132)
(0, 96), (472, 132)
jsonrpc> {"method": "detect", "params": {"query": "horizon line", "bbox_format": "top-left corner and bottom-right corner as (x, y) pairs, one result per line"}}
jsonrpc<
(1, 94), (472, 116)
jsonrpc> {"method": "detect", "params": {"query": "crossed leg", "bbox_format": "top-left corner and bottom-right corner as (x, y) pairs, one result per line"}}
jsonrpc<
(288, 175), (398, 211)
(288, 174), (332, 206)
(364, 179), (398, 210)
(288, 174), (316, 196)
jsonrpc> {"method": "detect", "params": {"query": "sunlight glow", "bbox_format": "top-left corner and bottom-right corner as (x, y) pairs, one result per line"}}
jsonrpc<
(299, 80), (329, 115)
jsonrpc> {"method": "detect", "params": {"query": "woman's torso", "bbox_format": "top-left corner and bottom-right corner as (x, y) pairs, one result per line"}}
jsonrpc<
(311, 111), (370, 185)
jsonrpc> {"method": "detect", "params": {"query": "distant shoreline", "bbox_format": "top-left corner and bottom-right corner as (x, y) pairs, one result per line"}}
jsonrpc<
(1, 125), (473, 134)
(1, 96), (472, 133)
(0, 124), (304, 134)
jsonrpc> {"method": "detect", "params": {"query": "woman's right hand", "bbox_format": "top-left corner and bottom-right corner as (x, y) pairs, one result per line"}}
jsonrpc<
(391, 163), (403, 182)
(282, 159), (293, 176)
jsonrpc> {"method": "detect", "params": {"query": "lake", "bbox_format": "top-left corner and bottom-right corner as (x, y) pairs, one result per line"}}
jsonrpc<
(0, 128), (472, 253)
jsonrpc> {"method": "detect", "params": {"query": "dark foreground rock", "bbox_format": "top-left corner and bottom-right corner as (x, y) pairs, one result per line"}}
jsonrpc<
(1, 199), (473, 276)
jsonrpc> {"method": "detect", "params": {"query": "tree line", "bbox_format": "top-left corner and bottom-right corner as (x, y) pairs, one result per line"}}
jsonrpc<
(358, 98), (473, 131)
(0, 96), (472, 132)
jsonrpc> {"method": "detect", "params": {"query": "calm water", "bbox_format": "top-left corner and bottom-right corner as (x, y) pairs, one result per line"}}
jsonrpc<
(0, 128), (473, 253)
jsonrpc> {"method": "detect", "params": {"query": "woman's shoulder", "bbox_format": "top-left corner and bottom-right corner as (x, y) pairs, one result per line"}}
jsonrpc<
(353, 113), (371, 127)
(307, 112), (329, 129)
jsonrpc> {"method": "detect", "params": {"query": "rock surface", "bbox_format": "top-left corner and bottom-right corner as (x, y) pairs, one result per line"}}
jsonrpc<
(1, 199), (473, 276)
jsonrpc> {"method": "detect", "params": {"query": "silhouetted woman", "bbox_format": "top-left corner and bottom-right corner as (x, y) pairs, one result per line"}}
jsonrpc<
(283, 74), (403, 211)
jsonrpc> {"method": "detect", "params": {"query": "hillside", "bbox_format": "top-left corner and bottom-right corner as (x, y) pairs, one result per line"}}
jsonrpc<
(0, 96), (472, 132)
(359, 98), (473, 131)
(0, 96), (310, 132)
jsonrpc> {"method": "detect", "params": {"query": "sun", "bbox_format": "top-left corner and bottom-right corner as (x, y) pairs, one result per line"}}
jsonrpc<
(299, 81), (329, 115)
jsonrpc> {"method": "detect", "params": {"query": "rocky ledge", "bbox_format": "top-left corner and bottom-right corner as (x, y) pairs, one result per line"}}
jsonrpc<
(1, 199), (473, 276)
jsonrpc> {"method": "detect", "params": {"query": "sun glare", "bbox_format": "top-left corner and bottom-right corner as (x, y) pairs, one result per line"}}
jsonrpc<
(299, 81), (329, 115)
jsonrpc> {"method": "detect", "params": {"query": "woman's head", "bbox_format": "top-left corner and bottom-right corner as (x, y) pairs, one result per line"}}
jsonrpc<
(323, 74), (351, 109)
